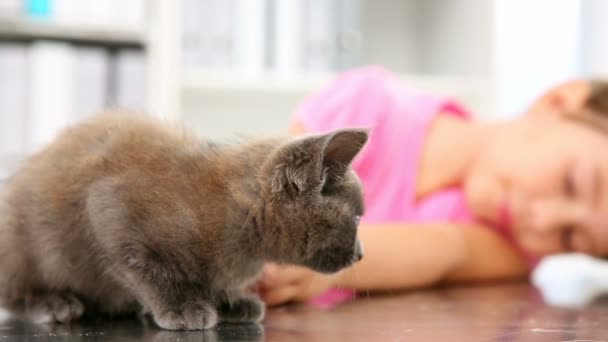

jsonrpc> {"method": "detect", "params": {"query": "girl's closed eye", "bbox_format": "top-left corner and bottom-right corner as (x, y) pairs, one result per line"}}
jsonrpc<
(561, 226), (575, 252)
(564, 168), (577, 198)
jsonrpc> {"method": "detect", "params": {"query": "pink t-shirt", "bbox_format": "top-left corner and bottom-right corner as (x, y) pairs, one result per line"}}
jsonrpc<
(293, 66), (514, 308)
(295, 66), (475, 225)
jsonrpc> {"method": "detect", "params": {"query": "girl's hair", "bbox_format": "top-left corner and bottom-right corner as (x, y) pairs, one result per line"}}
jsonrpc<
(587, 81), (608, 114)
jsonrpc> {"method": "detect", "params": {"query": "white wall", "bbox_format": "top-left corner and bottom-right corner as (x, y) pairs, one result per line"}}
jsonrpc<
(358, 0), (493, 76)
(494, 0), (583, 117)
(417, 0), (493, 76)
(580, 0), (608, 78)
(359, 0), (419, 72)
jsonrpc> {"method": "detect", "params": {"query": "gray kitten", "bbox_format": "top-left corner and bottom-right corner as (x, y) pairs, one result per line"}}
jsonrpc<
(0, 113), (367, 330)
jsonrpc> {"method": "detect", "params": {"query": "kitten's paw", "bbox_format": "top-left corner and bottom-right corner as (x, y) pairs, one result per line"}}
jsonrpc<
(154, 301), (218, 330)
(26, 292), (85, 324)
(220, 296), (265, 323)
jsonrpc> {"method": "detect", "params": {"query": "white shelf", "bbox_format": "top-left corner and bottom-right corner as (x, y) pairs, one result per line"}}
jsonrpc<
(183, 68), (489, 94)
(0, 19), (145, 47)
(179, 68), (494, 140)
(182, 68), (333, 95)
(181, 68), (492, 113)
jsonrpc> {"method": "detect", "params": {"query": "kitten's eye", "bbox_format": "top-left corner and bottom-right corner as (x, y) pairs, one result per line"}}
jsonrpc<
(321, 177), (337, 196)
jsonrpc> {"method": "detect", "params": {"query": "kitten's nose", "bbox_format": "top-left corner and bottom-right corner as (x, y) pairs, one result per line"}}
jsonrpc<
(354, 240), (364, 262)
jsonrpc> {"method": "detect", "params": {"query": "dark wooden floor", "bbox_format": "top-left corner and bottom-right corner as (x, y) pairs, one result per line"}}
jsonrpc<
(1, 282), (607, 341)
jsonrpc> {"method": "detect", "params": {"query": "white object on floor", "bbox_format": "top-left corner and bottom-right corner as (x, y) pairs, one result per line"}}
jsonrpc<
(532, 253), (608, 308)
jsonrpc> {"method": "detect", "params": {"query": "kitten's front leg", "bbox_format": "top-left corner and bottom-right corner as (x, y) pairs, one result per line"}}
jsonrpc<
(152, 299), (218, 331)
(87, 178), (218, 330)
(113, 252), (219, 330)
(25, 291), (85, 324)
(106, 246), (219, 330)
(219, 292), (265, 324)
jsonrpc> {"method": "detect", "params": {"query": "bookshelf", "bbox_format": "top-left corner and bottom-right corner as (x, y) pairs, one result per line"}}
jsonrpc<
(180, 68), (491, 140)
(147, 0), (496, 139)
(0, 0), (497, 177)
(0, 20), (145, 47)
(0, 0), (149, 178)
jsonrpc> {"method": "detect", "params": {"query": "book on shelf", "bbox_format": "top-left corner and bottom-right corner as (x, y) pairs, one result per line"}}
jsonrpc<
(74, 46), (110, 121)
(301, 0), (362, 72)
(27, 41), (75, 151)
(207, 0), (235, 69)
(0, 41), (144, 155)
(271, 0), (305, 76)
(24, 0), (51, 19)
(111, 49), (147, 111)
(181, 0), (203, 66)
(234, 0), (267, 76)
(180, 0), (362, 75)
(334, 0), (362, 70)
(302, 0), (335, 72)
(0, 43), (27, 156)
(182, 0), (237, 70)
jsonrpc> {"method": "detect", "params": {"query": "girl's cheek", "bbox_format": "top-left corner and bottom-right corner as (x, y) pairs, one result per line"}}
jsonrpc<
(515, 229), (560, 258)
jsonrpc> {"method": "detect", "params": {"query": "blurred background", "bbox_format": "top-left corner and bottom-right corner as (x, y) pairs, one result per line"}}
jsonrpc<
(0, 0), (606, 178)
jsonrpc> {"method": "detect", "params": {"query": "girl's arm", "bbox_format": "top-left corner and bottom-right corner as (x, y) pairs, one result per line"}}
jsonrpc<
(260, 223), (529, 305)
(288, 121), (528, 287)
(260, 122), (528, 305)
(335, 223), (528, 291)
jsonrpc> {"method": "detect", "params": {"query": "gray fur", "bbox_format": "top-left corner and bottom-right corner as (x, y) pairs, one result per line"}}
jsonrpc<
(0, 113), (367, 330)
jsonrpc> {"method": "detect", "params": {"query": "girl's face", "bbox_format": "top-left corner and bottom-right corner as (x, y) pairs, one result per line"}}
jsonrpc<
(465, 81), (608, 259)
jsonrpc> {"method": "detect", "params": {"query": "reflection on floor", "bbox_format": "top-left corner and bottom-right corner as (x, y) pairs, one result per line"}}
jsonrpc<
(1, 282), (608, 341)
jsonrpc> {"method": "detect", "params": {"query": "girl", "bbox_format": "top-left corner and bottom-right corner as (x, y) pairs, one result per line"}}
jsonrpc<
(258, 66), (608, 307)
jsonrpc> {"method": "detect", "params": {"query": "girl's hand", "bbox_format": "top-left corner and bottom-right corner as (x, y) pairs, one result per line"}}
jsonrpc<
(258, 263), (342, 306)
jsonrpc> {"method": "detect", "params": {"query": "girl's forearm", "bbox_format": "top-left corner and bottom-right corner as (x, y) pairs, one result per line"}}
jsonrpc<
(443, 224), (529, 284)
(333, 224), (468, 291)
(289, 122), (529, 290)
(334, 224), (529, 291)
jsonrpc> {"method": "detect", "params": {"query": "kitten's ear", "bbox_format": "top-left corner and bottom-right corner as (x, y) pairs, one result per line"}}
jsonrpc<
(268, 128), (369, 195)
(322, 128), (369, 172)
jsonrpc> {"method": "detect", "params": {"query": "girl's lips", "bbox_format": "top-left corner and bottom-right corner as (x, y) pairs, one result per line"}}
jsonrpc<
(498, 201), (513, 230)
(496, 200), (539, 266)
